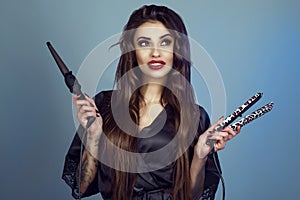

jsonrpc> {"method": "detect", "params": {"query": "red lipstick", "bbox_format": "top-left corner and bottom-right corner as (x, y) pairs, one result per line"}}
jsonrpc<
(147, 60), (166, 70)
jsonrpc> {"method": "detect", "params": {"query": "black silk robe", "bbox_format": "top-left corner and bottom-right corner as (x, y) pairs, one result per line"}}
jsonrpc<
(62, 91), (221, 199)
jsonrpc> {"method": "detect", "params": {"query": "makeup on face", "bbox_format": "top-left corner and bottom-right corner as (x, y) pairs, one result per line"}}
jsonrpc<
(133, 21), (174, 80)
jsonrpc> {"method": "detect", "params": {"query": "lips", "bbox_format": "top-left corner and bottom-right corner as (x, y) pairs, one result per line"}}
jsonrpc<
(147, 60), (166, 70)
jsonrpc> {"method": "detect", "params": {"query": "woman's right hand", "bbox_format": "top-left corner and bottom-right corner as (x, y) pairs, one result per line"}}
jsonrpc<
(73, 94), (103, 139)
(73, 94), (102, 194)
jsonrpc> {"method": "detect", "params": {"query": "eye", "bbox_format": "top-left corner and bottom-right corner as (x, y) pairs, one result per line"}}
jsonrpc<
(137, 40), (150, 47)
(161, 39), (172, 46)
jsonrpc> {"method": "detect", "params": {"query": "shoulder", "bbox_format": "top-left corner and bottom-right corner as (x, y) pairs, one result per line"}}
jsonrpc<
(94, 90), (113, 115)
(196, 105), (211, 134)
(94, 90), (113, 100)
(94, 90), (113, 106)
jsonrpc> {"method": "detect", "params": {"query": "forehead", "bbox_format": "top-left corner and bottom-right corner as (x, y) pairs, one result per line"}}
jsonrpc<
(134, 21), (171, 39)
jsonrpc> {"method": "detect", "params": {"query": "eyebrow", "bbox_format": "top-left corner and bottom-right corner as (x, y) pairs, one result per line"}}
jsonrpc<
(136, 33), (172, 41)
(159, 33), (172, 39)
(136, 36), (151, 41)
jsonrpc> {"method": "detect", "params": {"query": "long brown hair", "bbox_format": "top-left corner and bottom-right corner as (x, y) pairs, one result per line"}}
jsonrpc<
(102, 5), (200, 199)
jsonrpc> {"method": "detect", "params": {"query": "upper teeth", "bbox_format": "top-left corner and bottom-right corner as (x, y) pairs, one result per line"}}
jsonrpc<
(150, 63), (162, 66)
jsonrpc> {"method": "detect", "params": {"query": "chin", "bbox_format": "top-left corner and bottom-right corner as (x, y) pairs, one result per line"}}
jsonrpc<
(141, 66), (172, 79)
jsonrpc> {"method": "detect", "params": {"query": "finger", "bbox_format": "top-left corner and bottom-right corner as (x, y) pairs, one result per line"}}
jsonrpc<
(236, 125), (241, 134)
(215, 140), (226, 151)
(81, 110), (98, 120)
(208, 132), (228, 142)
(77, 109), (97, 123)
(215, 131), (229, 138)
(79, 105), (96, 114)
(76, 99), (92, 107)
(72, 95), (78, 104)
(210, 116), (225, 130)
(73, 94), (82, 110)
(84, 94), (97, 108)
(208, 133), (227, 142)
(223, 127), (237, 136)
(223, 126), (240, 140)
(75, 101), (89, 116)
(227, 126), (241, 140)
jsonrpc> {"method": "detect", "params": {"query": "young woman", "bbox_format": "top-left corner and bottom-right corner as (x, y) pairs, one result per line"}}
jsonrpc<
(62, 5), (240, 200)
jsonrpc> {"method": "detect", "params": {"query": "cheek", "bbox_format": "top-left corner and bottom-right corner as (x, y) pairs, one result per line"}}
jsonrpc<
(163, 46), (174, 65)
(166, 52), (174, 66)
(135, 50), (146, 65)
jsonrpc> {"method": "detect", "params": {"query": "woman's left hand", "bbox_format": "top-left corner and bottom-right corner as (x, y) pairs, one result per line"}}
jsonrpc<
(194, 117), (241, 160)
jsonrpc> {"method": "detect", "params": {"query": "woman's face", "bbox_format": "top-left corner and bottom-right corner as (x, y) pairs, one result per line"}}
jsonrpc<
(133, 21), (174, 81)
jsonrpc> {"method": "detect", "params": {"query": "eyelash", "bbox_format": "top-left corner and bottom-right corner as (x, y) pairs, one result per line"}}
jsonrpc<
(161, 39), (172, 46)
(137, 40), (150, 47)
(137, 39), (173, 47)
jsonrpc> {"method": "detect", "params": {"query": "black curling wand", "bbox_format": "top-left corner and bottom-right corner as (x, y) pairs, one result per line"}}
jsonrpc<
(46, 41), (95, 128)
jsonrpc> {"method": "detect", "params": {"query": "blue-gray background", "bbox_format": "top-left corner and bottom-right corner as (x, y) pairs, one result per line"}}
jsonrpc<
(1, 0), (299, 199)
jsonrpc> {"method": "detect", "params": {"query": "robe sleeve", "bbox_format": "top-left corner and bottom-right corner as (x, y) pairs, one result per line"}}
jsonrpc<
(62, 91), (107, 199)
(190, 106), (222, 200)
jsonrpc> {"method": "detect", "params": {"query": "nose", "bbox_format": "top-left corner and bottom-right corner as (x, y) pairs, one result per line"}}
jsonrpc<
(151, 46), (160, 58)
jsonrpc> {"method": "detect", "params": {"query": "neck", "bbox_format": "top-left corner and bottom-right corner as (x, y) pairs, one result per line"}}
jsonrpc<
(140, 83), (164, 104)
